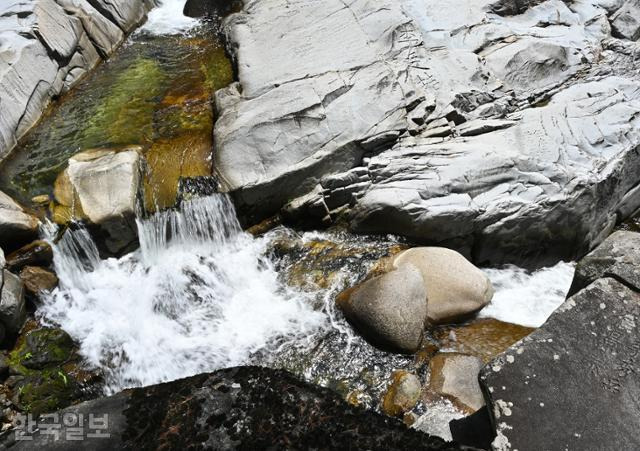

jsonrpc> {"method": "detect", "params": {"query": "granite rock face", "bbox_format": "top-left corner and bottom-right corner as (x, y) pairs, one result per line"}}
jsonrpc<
(7, 366), (460, 450)
(0, 0), (158, 160)
(215, 0), (640, 264)
(480, 230), (640, 450)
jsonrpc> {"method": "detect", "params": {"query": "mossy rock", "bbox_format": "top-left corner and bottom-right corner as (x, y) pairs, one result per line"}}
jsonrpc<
(8, 327), (97, 416)
(12, 369), (80, 415)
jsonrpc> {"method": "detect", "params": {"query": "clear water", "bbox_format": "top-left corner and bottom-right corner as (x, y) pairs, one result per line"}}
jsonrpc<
(0, 2), (232, 210)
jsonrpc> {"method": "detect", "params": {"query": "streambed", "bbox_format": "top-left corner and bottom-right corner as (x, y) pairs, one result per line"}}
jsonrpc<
(0, 0), (576, 441)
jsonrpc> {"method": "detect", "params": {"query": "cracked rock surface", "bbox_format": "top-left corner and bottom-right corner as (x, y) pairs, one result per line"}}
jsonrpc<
(215, 0), (640, 264)
(0, 0), (157, 160)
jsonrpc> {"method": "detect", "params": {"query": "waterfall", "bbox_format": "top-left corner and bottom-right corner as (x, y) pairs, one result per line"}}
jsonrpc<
(141, 0), (200, 35)
(40, 195), (326, 394)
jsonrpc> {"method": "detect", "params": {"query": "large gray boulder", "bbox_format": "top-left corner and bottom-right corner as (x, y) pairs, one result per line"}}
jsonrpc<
(336, 264), (427, 353)
(0, 190), (39, 252)
(392, 248), (494, 324)
(480, 231), (640, 450)
(0, 0), (157, 160)
(215, 0), (640, 264)
(55, 148), (143, 255)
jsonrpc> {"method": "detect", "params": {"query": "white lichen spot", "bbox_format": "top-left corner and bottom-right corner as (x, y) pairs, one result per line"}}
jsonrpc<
(600, 303), (606, 310)
(553, 354), (560, 361)
(540, 402), (545, 407)
(493, 365), (502, 372)
(507, 355), (515, 363)
(517, 348), (524, 355)
(496, 400), (512, 417)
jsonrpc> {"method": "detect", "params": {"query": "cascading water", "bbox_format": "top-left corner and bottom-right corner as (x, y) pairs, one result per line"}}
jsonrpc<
(141, 0), (201, 35)
(39, 195), (326, 394)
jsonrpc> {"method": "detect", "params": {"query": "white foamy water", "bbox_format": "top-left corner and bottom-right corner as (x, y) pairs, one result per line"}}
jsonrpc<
(40, 195), (325, 393)
(481, 262), (576, 328)
(141, 0), (200, 35)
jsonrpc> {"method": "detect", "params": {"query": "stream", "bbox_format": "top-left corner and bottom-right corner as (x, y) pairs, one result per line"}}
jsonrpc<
(0, 0), (577, 440)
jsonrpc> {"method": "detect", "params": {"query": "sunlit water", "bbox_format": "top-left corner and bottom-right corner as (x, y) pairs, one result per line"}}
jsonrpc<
(3, 0), (579, 440)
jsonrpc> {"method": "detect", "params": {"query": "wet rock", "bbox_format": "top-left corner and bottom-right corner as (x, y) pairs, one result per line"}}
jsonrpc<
(5, 241), (53, 272)
(430, 318), (535, 363)
(7, 327), (95, 416)
(0, 191), (39, 252)
(19, 267), (58, 299)
(0, 0), (156, 159)
(215, 0), (640, 264)
(393, 248), (494, 325)
(429, 353), (485, 414)
(337, 264), (427, 353)
(7, 366), (459, 450)
(54, 147), (143, 255)
(382, 371), (422, 417)
(0, 271), (26, 338)
(480, 275), (640, 449)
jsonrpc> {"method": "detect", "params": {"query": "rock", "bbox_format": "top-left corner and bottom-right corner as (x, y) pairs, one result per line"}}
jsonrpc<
(0, 0), (156, 160)
(7, 327), (93, 416)
(0, 191), (39, 252)
(336, 264), (427, 353)
(568, 229), (640, 297)
(480, 233), (640, 449)
(5, 241), (53, 272)
(393, 248), (494, 325)
(6, 366), (458, 450)
(54, 147), (143, 255)
(19, 267), (58, 298)
(382, 371), (422, 417)
(0, 271), (26, 337)
(0, 247), (4, 288)
(611, 0), (640, 40)
(215, 0), (640, 264)
(184, 0), (241, 17)
(430, 318), (535, 363)
(429, 353), (485, 414)
(449, 406), (495, 450)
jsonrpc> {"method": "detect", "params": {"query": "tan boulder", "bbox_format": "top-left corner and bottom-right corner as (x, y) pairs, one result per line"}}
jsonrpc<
(382, 371), (422, 417)
(392, 247), (494, 324)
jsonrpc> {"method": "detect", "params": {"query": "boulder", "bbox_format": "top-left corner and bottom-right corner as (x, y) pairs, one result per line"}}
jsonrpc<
(336, 264), (427, 353)
(429, 353), (485, 414)
(5, 241), (53, 272)
(568, 230), (640, 296)
(214, 0), (640, 264)
(611, 0), (640, 40)
(184, 0), (240, 17)
(19, 267), (59, 298)
(7, 326), (97, 416)
(382, 371), (422, 417)
(0, 191), (39, 252)
(480, 232), (640, 450)
(392, 248), (494, 325)
(0, 0), (156, 160)
(0, 270), (26, 337)
(6, 366), (459, 450)
(54, 147), (143, 255)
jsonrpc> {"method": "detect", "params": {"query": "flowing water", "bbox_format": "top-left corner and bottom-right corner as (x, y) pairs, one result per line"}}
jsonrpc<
(0, 0), (578, 441)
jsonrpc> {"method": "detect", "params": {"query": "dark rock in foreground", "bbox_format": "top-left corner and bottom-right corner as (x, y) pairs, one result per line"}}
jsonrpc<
(480, 231), (640, 450)
(8, 366), (459, 450)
